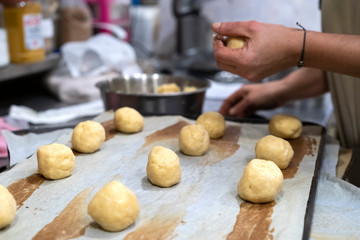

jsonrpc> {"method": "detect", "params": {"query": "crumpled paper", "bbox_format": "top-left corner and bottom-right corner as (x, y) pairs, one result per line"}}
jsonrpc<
(61, 33), (142, 78)
(45, 67), (120, 103)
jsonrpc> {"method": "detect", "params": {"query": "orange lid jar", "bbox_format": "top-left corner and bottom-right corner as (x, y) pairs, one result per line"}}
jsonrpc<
(1, 0), (45, 63)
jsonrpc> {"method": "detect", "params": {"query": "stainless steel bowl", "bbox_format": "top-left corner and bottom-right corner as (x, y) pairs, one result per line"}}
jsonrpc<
(96, 73), (210, 115)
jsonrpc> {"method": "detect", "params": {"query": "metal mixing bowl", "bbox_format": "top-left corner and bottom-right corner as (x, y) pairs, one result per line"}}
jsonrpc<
(96, 73), (210, 116)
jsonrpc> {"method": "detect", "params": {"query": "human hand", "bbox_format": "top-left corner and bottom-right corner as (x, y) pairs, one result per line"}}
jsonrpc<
(212, 21), (303, 82)
(219, 82), (284, 118)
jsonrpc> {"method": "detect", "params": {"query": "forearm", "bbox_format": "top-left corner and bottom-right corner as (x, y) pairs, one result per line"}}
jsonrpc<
(301, 31), (360, 77)
(275, 68), (328, 103)
(212, 21), (360, 81)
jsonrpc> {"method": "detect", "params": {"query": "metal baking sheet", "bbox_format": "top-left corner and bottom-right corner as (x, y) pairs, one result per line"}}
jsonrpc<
(0, 112), (324, 240)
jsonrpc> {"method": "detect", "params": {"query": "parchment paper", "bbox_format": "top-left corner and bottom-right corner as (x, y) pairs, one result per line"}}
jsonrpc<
(0, 112), (323, 240)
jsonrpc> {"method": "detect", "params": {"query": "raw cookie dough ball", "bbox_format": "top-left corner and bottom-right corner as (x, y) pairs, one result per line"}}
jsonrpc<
(114, 107), (144, 133)
(0, 185), (16, 229)
(37, 143), (75, 180)
(237, 159), (283, 203)
(88, 181), (140, 232)
(196, 111), (226, 139)
(179, 124), (210, 156)
(269, 114), (303, 139)
(157, 83), (180, 93)
(183, 86), (197, 92)
(71, 120), (106, 153)
(255, 135), (294, 169)
(146, 146), (182, 187)
(226, 36), (246, 49)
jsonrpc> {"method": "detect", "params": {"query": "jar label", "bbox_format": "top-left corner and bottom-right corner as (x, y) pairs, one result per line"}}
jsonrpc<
(41, 18), (54, 38)
(23, 14), (44, 50)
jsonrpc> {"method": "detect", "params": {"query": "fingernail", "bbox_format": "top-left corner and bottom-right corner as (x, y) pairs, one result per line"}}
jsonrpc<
(229, 108), (235, 116)
(212, 22), (221, 29)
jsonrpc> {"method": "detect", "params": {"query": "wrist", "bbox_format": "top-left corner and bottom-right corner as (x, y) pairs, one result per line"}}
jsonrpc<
(295, 22), (307, 68)
(287, 27), (307, 68)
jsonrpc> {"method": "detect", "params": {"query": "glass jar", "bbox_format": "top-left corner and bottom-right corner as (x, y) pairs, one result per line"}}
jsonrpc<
(39, 0), (55, 54)
(0, 3), (10, 67)
(1, 0), (45, 63)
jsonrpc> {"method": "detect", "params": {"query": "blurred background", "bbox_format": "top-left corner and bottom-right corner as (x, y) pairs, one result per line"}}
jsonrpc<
(0, 0), (322, 113)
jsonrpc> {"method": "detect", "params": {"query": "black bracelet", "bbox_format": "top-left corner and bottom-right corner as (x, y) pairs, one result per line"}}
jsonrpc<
(296, 22), (306, 68)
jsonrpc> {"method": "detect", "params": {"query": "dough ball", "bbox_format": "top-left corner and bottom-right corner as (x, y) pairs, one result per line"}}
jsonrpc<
(255, 135), (294, 169)
(183, 86), (197, 92)
(37, 143), (75, 180)
(237, 159), (283, 203)
(226, 36), (246, 49)
(0, 185), (16, 229)
(146, 146), (181, 187)
(157, 83), (180, 93)
(88, 181), (140, 232)
(268, 114), (303, 139)
(196, 111), (226, 139)
(114, 107), (144, 133)
(179, 124), (210, 156)
(71, 120), (106, 153)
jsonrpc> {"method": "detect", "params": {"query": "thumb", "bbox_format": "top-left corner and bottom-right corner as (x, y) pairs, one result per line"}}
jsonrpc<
(211, 21), (248, 36)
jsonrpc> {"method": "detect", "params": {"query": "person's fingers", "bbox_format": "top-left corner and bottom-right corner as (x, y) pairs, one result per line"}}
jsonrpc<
(219, 100), (232, 116)
(213, 33), (227, 42)
(229, 100), (250, 117)
(219, 87), (247, 116)
(219, 96), (237, 116)
(213, 37), (226, 49)
(213, 38), (238, 66)
(215, 61), (238, 75)
(213, 40), (245, 70)
(228, 87), (247, 102)
(211, 21), (251, 36)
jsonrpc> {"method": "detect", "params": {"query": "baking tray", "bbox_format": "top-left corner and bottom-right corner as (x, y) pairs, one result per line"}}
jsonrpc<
(0, 112), (325, 240)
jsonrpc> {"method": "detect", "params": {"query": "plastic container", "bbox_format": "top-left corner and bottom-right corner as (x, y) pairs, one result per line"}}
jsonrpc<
(40, 0), (55, 54)
(86, 0), (131, 41)
(1, 0), (45, 63)
(0, 3), (10, 67)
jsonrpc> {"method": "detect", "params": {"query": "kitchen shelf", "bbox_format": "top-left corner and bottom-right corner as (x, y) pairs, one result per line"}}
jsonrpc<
(0, 53), (61, 83)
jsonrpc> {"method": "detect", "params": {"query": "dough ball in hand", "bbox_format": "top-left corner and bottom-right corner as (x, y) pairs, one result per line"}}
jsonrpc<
(71, 120), (106, 153)
(0, 185), (16, 229)
(147, 146), (181, 187)
(237, 159), (283, 203)
(226, 36), (246, 49)
(269, 114), (303, 139)
(37, 143), (75, 180)
(114, 107), (144, 133)
(87, 181), (140, 232)
(196, 112), (226, 139)
(255, 135), (294, 169)
(179, 124), (210, 156)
